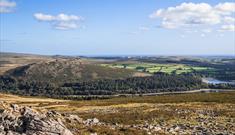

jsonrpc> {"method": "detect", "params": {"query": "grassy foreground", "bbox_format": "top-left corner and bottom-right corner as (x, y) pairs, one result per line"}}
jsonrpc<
(0, 92), (235, 134)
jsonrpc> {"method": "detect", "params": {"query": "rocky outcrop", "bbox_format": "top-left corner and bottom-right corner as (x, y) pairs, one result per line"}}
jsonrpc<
(0, 102), (73, 135)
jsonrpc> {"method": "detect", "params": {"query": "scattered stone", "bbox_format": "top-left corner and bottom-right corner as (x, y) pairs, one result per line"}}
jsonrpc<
(84, 118), (100, 125)
(153, 126), (162, 132)
(66, 114), (83, 123)
(0, 103), (74, 135)
(10, 104), (19, 112)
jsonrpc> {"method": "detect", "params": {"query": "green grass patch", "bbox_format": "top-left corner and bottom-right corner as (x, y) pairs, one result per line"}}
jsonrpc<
(101, 63), (213, 75)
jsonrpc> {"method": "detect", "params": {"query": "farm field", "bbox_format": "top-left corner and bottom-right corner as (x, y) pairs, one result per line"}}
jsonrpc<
(101, 63), (213, 74)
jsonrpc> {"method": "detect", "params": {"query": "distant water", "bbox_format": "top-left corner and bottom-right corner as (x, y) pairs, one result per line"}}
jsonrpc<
(202, 78), (235, 85)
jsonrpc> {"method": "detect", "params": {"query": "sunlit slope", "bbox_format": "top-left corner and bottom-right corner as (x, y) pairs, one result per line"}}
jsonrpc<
(5, 59), (137, 83)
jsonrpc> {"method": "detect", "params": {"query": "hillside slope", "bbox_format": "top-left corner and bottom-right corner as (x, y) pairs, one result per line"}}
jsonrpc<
(0, 52), (53, 75)
(5, 58), (136, 84)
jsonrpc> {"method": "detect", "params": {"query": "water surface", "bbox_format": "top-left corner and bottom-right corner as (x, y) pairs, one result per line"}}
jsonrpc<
(202, 78), (235, 85)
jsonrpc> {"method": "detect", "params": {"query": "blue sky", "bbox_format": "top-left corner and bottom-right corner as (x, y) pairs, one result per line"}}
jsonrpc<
(0, 0), (235, 56)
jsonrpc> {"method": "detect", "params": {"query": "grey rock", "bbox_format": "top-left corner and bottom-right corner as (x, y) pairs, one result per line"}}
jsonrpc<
(6, 131), (22, 135)
(10, 104), (19, 112)
(66, 115), (83, 123)
(153, 126), (162, 132)
(0, 103), (74, 135)
(84, 118), (100, 125)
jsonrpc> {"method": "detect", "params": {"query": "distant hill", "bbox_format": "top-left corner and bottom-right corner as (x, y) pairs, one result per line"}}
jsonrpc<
(0, 52), (53, 75)
(5, 59), (136, 84)
(1, 52), (233, 97)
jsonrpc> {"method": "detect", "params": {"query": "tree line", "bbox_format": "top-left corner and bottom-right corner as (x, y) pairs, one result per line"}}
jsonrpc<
(0, 73), (211, 98)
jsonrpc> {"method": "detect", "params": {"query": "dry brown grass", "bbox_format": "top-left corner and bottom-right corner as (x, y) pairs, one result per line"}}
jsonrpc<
(132, 72), (152, 77)
(0, 54), (54, 75)
(0, 93), (67, 104)
(0, 92), (235, 134)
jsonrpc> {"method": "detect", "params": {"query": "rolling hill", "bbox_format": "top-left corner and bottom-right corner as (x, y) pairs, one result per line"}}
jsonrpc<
(4, 58), (137, 84)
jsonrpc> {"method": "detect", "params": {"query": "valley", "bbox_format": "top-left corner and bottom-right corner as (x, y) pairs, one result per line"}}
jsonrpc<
(1, 53), (235, 98)
(1, 0), (235, 134)
(0, 53), (235, 134)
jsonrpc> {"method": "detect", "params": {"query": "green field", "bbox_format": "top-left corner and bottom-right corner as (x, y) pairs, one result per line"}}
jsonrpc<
(101, 63), (212, 74)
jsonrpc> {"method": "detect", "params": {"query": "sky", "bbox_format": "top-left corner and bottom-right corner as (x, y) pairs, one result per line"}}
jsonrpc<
(0, 0), (235, 56)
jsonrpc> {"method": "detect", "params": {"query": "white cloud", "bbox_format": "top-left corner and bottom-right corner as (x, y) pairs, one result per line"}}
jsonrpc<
(215, 2), (235, 13)
(220, 24), (235, 31)
(34, 13), (55, 21)
(223, 16), (235, 23)
(54, 22), (78, 30)
(0, 0), (16, 13)
(34, 13), (83, 30)
(150, 2), (235, 32)
(34, 13), (82, 22)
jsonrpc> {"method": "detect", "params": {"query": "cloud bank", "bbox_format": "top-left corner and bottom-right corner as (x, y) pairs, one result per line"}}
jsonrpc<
(149, 2), (235, 31)
(0, 0), (16, 13)
(34, 13), (83, 30)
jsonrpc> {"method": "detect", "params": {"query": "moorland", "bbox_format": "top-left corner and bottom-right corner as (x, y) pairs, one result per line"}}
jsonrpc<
(0, 52), (235, 135)
(0, 53), (234, 98)
(0, 91), (235, 134)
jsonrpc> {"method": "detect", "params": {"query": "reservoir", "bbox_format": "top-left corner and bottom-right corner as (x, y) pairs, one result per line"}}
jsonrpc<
(202, 78), (235, 85)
